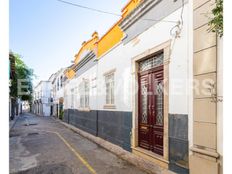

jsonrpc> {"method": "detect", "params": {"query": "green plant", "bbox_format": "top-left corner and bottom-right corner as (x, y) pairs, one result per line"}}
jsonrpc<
(59, 110), (64, 120)
(9, 52), (36, 102)
(208, 0), (223, 37)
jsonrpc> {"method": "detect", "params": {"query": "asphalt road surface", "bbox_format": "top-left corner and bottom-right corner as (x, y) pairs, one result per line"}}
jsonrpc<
(10, 113), (148, 174)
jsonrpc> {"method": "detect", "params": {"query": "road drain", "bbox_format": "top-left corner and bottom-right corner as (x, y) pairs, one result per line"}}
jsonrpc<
(10, 134), (20, 138)
(27, 132), (39, 136)
(24, 123), (38, 126)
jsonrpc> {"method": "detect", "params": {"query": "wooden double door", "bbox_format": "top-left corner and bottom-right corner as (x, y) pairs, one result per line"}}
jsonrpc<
(138, 66), (164, 156)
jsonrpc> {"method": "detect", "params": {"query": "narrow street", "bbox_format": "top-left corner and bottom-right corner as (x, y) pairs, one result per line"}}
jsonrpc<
(10, 113), (147, 174)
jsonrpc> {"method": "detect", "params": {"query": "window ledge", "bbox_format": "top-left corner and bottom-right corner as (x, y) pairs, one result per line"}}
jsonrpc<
(190, 147), (219, 158)
(103, 104), (116, 109)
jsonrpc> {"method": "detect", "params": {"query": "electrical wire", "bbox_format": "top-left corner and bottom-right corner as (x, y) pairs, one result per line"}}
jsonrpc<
(55, 0), (179, 24)
(169, 0), (185, 60)
(56, 0), (185, 61)
(180, 0), (184, 25)
(56, 0), (121, 17)
(56, 0), (185, 55)
(142, 18), (179, 24)
(170, 0), (185, 38)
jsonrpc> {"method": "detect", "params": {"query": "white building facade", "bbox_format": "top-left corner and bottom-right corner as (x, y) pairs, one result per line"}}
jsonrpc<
(51, 68), (66, 118)
(42, 0), (223, 173)
(63, 0), (194, 173)
(32, 81), (52, 116)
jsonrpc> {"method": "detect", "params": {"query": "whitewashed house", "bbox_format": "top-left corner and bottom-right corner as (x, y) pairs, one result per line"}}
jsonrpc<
(32, 81), (52, 116)
(47, 0), (223, 173)
(22, 101), (30, 112)
(51, 68), (66, 118)
(63, 0), (192, 173)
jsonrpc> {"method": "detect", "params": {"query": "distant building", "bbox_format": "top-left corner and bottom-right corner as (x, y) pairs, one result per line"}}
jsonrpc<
(50, 68), (66, 118)
(22, 101), (30, 112)
(32, 81), (52, 116)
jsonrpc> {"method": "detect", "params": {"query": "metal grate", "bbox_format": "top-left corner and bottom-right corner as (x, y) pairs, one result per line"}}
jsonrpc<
(139, 53), (163, 72)
(27, 132), (39, 136)
(141, 83), (148, 123)
(156, 82), (163, 125)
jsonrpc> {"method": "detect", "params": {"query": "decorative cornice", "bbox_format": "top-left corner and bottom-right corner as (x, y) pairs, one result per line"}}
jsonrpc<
(119, 0), (162, 31)
(73, 51), (96, 73)
(74, 31), (98, 64)
(121, 0), (142, 18)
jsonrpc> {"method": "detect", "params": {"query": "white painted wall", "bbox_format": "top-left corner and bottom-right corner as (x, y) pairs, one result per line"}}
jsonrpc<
(64, 65), (98, 110)
(64, 3), (192, 124)
(187, 0), (194, 152)
(53, 69), (65, 104)
(42, 103), (50, 116)
(33, 81), (52, 116)
(96, 3), (191, 115)
(96, 43), (132, 112)
(22, 101), (30, 112)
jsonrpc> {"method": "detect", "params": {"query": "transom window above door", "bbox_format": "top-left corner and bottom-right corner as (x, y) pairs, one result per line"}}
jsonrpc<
(139, 52), (164, 72)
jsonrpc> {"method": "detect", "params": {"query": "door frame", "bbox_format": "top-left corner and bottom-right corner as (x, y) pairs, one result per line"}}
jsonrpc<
(131, 40), (171, 163)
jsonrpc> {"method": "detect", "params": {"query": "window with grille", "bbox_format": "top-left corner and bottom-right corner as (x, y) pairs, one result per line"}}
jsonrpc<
(60, 76), (63, 88)
(105, 73), (114, 105)
(156, 82), (163, 125)
(139, 52), (163, 72)
(57, 79), (59, 90)
(79, 80), (89, 109)
(141, 82), (148, 124)
(71, 88), (74, 109)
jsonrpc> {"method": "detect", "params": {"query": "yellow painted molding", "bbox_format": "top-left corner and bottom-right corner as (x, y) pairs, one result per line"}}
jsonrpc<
(121, 0), (142, 18)
(70, 0), (143, 74)
(74, 31), (99, 64)
(97, 0), (142, 58)
(65, 68), (75, 79)
(97, 20), (124, 58)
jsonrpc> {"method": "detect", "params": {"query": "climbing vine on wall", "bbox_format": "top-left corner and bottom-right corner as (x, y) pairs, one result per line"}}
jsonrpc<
(208, 0), (223, 37)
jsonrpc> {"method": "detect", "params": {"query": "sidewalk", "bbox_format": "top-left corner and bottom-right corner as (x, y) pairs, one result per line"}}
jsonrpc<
(54, 117), (176, 174)
(9, 115), (20, 131)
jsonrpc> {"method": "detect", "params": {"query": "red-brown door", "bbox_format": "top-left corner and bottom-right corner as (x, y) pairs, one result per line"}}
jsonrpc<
(138, 73), (151, 149)
(150, 68), (164, 155)
(138, 66), (164, 156)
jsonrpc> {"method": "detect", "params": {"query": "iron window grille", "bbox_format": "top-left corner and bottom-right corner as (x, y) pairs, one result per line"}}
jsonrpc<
(105, 73), (114, 105)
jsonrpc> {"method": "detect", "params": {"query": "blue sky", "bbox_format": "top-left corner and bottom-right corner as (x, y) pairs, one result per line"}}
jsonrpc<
(10, 0), (127, 85)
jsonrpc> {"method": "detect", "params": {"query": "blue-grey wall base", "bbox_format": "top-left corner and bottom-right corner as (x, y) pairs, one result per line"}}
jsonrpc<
(63, 109), (132, 152)
(169, 114), (189, 174)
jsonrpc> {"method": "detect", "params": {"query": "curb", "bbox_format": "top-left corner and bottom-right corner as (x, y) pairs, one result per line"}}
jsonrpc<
(9, 114), (21, 131)
(53, 118), (176, 174)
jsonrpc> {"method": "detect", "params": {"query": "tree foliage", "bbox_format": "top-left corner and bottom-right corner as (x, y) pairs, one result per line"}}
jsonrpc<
(10, 52), (35, 102)
(208, 0), (223, 37)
